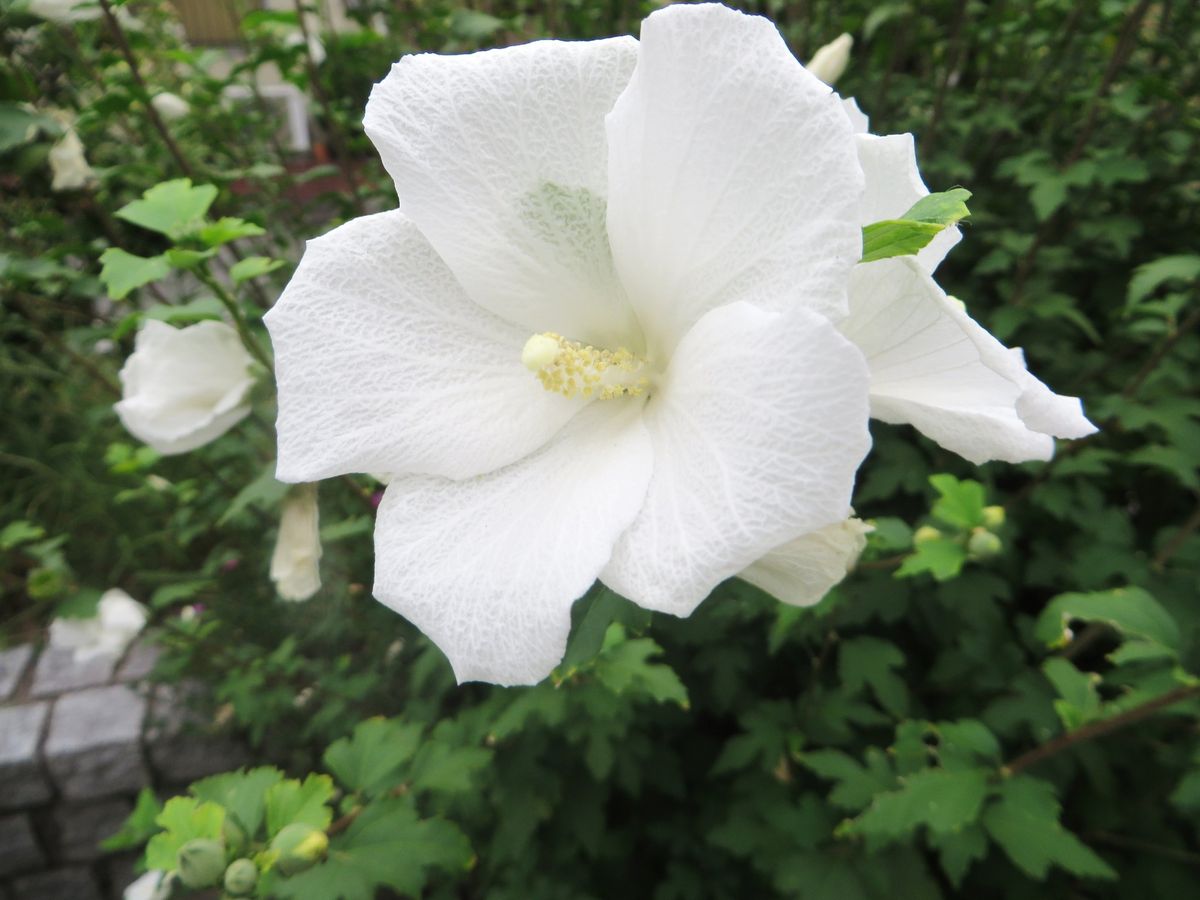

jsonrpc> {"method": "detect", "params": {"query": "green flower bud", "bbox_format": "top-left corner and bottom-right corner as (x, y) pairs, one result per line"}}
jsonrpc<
(913, 525), (942, 545)
(270, 823), (329, 876)
(222, 817), (248, 856)
(223, 858), (258, 896)
(982, 505), (1005, 529)
(967, 528), (1002, 560)
(177, 838), (226, 889)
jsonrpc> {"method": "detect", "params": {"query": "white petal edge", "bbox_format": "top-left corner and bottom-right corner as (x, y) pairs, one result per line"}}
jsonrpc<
(264, 210), (581, 483)
(373, 400), (653, 686)
(605, 2), (864, 355)
(364, 36), (641, 349)
(856, 132), (960, 273)
(843, 97), (870, 134)
(602, 302), (872, 616)
(741, 518), (873, 607)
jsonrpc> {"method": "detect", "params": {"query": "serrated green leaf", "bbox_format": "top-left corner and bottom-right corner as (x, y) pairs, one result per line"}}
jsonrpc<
(115, 179), (219, 238)
(102, 787), (162, 851)
(936, 719), (1001, 769)
(99, 248), (170, 300)
(265, 774), (334, 838)
(219, 466), (289, 526)
(838, 636), (908, 716)
(592, 624), (689, 708)
(190, 767), (284, 838)
(1127, 254), (1200, 308)
(904, 188), (972, 224)
(929, 823), (988, 888)
(929, 474), (987, 530)
(895, 537), (966, 581)
(801, 748), (895, 811)
(409, 738), (492, 796)
(230, 255), (285, 283)
(199, 217), (266, 247)
(0, 520), (46, 550)
(164, 247), (216, 268)
(1042, 658), (1102, 729)
(983, 776), (1116, 879)
(144, 797), (225, 872)
(847, 767), (990, 843)
(561, 584), (650, 671)
(860, 189), (971, 263)
(1034, 587), (1179, 655)
(324, 718), (423, 797)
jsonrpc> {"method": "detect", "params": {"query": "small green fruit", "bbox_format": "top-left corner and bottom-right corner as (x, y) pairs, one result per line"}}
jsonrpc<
(177, 838), (226, 889)
(913, 525), (942, 545)
(271, 823), (329, 876)
(982, 505), (1006, 529)
(223, 858), (258, 896)
(967, 528), (1002, 560)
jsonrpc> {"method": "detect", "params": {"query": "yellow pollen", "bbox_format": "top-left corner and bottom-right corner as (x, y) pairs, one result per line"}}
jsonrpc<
(520, 332), (649, 400)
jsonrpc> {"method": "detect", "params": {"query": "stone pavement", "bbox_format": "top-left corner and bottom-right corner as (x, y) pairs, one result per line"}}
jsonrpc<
(0, 637), (248, 898)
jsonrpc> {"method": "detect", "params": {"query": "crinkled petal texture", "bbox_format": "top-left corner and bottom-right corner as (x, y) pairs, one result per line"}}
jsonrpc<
(841, 258), (1095, 464)
(605, 2), (864, 355)
(741, 518), (872, 607)
(364, 36), (640, 349)
(374, 402), (654, 686)
(601, 302), (872, 616)
(265, 211), (579, 482)
(115, 320), (255, 456)
(856, 132), (960, 272)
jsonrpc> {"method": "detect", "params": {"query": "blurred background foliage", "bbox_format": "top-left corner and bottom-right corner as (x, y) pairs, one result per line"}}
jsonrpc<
(2, 0), (1200, 897)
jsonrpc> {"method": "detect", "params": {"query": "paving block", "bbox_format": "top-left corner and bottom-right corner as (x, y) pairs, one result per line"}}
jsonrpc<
(0, 812), (44, 877)
(0, 645), (34, 701)
(44, 685), (148, 801)
(53, 798), (132, 863)
(30, 647), (117, 698)
(0, 702), (52, 810)
(11, 866), (102, 900)
(146, 685), (250, 784)
(115, 637), (161, 683)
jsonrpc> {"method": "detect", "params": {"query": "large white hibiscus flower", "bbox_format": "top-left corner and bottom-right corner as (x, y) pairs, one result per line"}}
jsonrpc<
(266, 3), (873, 685)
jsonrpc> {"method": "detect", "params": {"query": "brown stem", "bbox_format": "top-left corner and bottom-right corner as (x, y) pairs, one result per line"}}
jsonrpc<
(1123, 305), (1200, 399)
(1088, 830), (1200, 868)
(1002, 684), (1200, 776)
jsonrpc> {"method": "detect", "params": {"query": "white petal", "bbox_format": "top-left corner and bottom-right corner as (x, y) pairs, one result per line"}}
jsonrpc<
(742, 517), (872, 607)
(364, 37), (640, 348)
(373, 401), (653, 686)
(270, 485), (323, 602)
(1005, 349), (1099, 440)
(843, 97), (870, 134)
(601, 302), (872, 616)
(841, 257), (1095, 464)
(605, 2), (864, 354)
(856, 132), (960, 272)
(265, 210), (580, 483)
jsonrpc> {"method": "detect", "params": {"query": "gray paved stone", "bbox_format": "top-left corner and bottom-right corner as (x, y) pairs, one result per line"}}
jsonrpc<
(44, 685), (148, 801)
(115, 637), (161, 683)
(146, 685), (249, 784)
(0, 702), (52, 810)
(54, 797), (132, 862)
(0, 812), (44, 877)
(0, 645), (33, 701)
(30, 646), (117, 698)
(11, 866), (102, 900)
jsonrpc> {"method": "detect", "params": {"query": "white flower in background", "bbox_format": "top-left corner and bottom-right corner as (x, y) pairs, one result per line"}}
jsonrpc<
(49, 588), (148, 663)
(150, 92), (190, 121)
(48, 126), (96, 192)
(267, 3), (871, 685)
(270, 484), (322, 602)
(29, 0), (139, 27)
(807, 32), (853, 85)
(115, 320), (257, 455)
(123, 870), (166, 900)
(741, 518), (873, 607)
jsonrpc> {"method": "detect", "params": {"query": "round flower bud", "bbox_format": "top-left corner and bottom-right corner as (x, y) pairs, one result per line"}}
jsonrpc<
(222, 817), (248, 856)
(913, 525), (942, 546)
(270, 823), (329, 876)
(176, 838), (226, 889)
(982, 505), (1006, 529)
(967, 529), (1002, 560)
(223, 858), (258, 896)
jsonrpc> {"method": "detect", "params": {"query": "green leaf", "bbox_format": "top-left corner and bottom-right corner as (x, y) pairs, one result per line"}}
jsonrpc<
(1042, 658), (1102, 729)
(410, 734), (492, 796)
(0, 520), (46, 550)
(114, 179), (219, 239)
(142, 296), (226, 325)
(801, 748), (895, 811)
(101, 787), (162, 851)
(936, 720), (1001, 769)
(164, 247), (217, 269)
(230, 255), (285, 284)
(190, 767), (284, 838)
(1127, 254), (1200, 309)
(199, 217), (266, 247)
(561, 584), (650, 671)
(449, 8), (504, 39)
(219, 466), (290, 526)
(0, 103), (52, 153)
(904, 188), (972, 225)
(846, 767), (990, 843)
(838, 636), (909, 717)
(895, 538), (967, 581)
(144, 797), (225, 872)
(860, 189), (971, 263)
(324, 718), (423, 797)
(150, 579), (211, 610)
(929, 824), (988, 888)
(929, 474), (987, 530)
(592, 624), (690, 708)
(99, 248), (170, 300)
(1034, 587), (1180, 655)
(265, 774), (335, 838)
(983, 776), (1116, 880)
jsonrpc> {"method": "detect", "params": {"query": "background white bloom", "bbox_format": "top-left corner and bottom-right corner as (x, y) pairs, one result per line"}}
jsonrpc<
(270, 484), (322, 602)
(48, 126), (95, 191)
(115, 320), (256, 455)
(268, 3), (871, 685)
(807, 33), (853, 85)
(150, 91), (190, 121)
(49, 588), (148, 663)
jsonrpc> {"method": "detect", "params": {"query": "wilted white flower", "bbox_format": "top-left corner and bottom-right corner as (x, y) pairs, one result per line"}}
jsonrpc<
(150, 92), (190, 121)
(741, 517), (873, 607)
(49, 588), (148, 663)
(807, 33), (853, 85)
(48, 126), (95, 191)
(268, 3), (872, 685)
(115, 320), (256, 455)
(270, 484), (322, 602)
(123, 870), (166, 900)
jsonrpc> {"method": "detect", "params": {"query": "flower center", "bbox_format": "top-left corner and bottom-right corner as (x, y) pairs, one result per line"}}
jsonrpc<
(521, 332), (650, 400)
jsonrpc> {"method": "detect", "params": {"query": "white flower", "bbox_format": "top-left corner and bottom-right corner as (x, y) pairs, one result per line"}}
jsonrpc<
(115, 320), (257, 455)
(123, 870), (165, 900)
(270, 485), (323, 602)
(741, 517), (873, 607)
(807, 33), (853, 85)
(49, 588), (148, 663)
(150, 92), (190, 121)
(48, 126), (95, 191)
(267, 3), (872, 685)
(29, 0), (138, 26)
